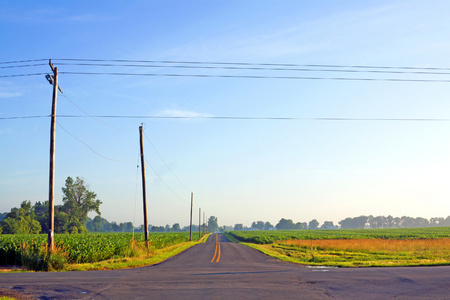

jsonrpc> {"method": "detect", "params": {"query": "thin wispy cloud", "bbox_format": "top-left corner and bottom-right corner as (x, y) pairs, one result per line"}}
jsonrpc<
(156, 109), (214, 118)
(67, 14), (115, 22)
(0, 92), (22, 99)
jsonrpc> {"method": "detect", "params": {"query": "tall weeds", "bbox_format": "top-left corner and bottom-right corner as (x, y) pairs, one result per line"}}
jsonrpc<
(20, 243), (68, 271)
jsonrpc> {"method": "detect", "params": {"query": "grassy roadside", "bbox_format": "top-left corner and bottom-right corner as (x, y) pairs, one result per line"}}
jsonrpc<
(225, 232), (450, 267)
(245, 240), (450, 267)
(64, 233), (211, 271)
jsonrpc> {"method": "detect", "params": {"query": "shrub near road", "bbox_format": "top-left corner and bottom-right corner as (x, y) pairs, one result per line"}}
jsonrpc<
(227, 227), (450, 267)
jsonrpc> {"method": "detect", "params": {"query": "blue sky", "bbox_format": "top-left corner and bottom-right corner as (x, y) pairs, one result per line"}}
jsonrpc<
(1, 0), (450, 227)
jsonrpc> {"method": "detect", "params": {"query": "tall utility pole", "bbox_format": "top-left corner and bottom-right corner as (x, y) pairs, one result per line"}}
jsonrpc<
(189, 192), (193, 241)
(139, 125), (149, 247)
(47, 61), (58, 251)
(199, 208), (201, 239)
(203, 212), (206, 235)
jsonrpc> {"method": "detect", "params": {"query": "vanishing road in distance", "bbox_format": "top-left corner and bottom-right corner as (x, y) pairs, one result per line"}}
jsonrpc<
(1, 234), (449, 299)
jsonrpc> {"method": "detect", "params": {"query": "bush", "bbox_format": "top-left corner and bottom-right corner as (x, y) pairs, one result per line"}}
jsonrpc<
(20, 243), (68, 271)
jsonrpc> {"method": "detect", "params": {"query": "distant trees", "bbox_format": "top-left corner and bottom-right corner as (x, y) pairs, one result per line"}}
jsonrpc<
(243, 215), (450, 231)
(172, 223), (181, 232)
(251, 221), (265, 230)
(308, 219), (319, 230)
(234, 224), (244, 231)
(320, 221), (336, 229)
(339, 216), (369, 229)
(337, 215), (450, 229)
(276, 218), (294, 230)
(207, 216), (219, 233)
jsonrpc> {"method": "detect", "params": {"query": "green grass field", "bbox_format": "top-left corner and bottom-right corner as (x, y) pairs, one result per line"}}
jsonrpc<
(226, 227), (450, 267)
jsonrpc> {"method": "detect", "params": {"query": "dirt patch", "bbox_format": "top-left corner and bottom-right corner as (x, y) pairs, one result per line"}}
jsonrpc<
(0, 265), (21, 272)
(0, 288), (35, 299)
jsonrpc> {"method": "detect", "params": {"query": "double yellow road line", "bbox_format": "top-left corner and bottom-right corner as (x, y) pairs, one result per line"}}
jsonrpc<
(211, 234), (221, 263)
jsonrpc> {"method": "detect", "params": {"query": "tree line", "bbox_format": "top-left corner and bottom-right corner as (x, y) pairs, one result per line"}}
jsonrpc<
(1, 176), (448, 234)
(236, 215), (450, 231)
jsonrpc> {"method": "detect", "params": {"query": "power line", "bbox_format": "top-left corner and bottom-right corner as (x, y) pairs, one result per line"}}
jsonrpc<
(51, 58), (450, 72)
(52, 62), (450, 76)
(3, 58), (450, 80)
(0, 63), (47, 69)
(59, 90), (134, 132)
(0, 115), (50, 120)
(143, 131), (192, 193)
(144, 157), (189, 204)
(56, 121), (135, 162)
(0, 59), (48, 64)
(59, 71), (450, 83)
(0, 73), (47, 78)
(4, 114), (450, 122)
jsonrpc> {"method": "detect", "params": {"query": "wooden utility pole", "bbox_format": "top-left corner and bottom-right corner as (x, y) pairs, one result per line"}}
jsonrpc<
(139, 125), (149, 247)
(47, 61), (58, 251)
(189, 192), (193, 241)
(199, 208), (201, 239)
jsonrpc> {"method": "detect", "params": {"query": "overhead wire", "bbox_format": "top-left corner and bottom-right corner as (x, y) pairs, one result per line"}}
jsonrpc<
(59, 89), (134, 132)
(3, 58), (450, 81)
(0, 63), (48, 69)
(53, 61), (450, 76)
(143, 131), (192, 193)
(0, 73), (47, 78)
(51, 58), (450, 71)
(0, 59), (48, 64)
(56, 120), (135, 162)
(4, 114), (450, 122)
(144, 156), (189, 205)
(59, 71), (450, 83)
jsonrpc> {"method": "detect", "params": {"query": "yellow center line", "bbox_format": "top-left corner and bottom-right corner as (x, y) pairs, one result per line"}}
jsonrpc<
(211, 234), (221, 263)
(216, 238), (221, 263)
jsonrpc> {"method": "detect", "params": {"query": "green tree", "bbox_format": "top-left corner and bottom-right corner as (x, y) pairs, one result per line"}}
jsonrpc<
(320, 221), (335, 229)
(0, 200), (41, 234)
(93, 215), (103, 232)
(294, 222), (305, 229)
(61, 176), (101, 233)
(0, 212), (7, 222)
(207, 216), (219, 233)
(308, 219), (320, 230)
(264, 221), (273, 230)
(234, 223), (243, 231)
(34, 201), (49, 233)
(276, 218), (294, 230)
(172, 223), (181, 231)
(251, 221), (265, 230)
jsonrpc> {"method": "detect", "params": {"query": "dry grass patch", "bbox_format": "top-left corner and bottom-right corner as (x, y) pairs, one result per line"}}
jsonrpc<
(281, 238), (450, 254)
(246, 238), (450, 267)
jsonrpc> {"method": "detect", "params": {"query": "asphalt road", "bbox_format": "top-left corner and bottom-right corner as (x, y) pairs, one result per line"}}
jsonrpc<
(0, 234), (449, 299)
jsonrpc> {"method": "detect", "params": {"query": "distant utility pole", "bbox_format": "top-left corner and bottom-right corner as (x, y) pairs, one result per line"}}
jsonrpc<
(139, 125), (149, 247)
(47, 60), (58, 252)
(203, 212), (206, 234)
(189, 192), (193, 241)
(199, 208), (201, 239)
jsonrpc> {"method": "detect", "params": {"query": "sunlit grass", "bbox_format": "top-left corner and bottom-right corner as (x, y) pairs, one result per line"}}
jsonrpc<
(282, 238), (450, 254)
(245, 238), (450, 267)
(228, 227), (450, 267)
